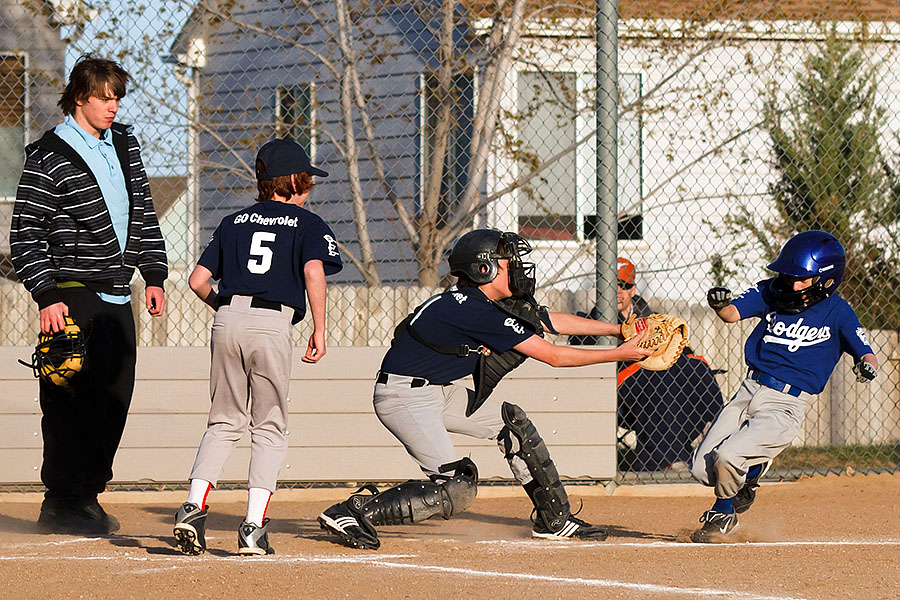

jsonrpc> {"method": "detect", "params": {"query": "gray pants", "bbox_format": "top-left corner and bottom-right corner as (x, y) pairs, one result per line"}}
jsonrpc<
(373, 373), (532, 484)
(189, 295), (294, 492)
(690, 377), (809, 498)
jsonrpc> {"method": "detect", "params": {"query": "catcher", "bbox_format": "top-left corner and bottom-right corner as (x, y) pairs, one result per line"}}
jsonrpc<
(317, 229), (653, 550)
(689, 230), (877, 542)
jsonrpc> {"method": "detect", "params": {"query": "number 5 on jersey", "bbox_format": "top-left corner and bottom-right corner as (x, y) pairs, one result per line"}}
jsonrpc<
(248, 231), (276, 274)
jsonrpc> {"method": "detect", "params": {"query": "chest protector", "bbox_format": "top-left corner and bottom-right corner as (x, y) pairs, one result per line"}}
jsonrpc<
(392, 292), (553, 417)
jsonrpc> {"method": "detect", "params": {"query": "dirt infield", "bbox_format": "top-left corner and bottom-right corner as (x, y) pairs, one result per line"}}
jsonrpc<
(1, 473), (898, 600)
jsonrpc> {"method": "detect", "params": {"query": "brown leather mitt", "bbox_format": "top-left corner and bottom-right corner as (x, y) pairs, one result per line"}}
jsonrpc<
(620, 313), (689, 370)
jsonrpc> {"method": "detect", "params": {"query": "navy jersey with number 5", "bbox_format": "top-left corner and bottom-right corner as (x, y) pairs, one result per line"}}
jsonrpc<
(198, 199), (342, 321)
(732, 279), (873, 394)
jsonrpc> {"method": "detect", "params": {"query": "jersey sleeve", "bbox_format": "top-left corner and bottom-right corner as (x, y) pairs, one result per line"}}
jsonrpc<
(837, 301), (875, 361)
(731, 281), (767, 320)
(197, 224), (223, 280)
(301, 215), (343, 275)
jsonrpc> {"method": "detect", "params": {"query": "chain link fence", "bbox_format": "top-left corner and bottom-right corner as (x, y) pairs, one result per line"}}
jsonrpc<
(1, 0), (898, 482)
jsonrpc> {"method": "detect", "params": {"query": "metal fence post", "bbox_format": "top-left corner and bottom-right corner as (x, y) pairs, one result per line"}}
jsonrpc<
(596, 0), (619, 332)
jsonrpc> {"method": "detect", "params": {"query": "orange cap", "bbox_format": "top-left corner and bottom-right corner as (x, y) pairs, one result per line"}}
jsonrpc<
(617, 257), (636, 285)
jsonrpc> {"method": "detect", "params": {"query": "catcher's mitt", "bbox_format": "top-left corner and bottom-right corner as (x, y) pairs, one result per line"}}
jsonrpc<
(18, 316), (86, 387)
(620, 313), (689, 370)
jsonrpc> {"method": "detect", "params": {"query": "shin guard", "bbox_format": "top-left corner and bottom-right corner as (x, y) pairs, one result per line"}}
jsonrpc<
(358, 458), (478, 526)
(497, 402), (570, 531)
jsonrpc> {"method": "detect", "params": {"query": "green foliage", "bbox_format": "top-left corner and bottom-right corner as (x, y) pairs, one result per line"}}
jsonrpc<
(708, 252), (737, 286)
(725, 25), (900, 329)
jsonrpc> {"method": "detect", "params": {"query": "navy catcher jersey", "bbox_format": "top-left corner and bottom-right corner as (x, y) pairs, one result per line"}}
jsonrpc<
(380, 287), (534, 385)
(732, 279), (873, 394)
(199, 199), (342, 321)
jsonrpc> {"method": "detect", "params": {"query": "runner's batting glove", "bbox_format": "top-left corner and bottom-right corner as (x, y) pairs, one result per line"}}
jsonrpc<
(852, 361), (877, 383)
(707, 287), (732, 310)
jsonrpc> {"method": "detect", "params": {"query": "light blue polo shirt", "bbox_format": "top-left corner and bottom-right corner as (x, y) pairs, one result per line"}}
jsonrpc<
(55, 116), (131, 304)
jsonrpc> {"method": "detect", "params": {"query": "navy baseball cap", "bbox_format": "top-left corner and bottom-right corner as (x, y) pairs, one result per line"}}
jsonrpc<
(255, 138), (328, 180)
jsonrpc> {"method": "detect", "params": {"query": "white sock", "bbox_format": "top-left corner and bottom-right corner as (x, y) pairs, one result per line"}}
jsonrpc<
(187, 479), (212, 509)
(245, 487), (272, 527)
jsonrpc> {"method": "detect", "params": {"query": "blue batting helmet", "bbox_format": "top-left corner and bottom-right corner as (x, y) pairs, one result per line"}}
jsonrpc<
(766, 230), (846, 313)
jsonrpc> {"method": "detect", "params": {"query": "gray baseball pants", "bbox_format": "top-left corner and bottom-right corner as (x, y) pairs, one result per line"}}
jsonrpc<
(189, 295), (294, 492)
(373, 373), (532, 484)
(690, 377), (809, 498)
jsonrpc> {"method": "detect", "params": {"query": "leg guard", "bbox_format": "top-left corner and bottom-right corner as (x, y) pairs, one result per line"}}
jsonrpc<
(497, 402), (570, 532)
(357, 458), (478, 526)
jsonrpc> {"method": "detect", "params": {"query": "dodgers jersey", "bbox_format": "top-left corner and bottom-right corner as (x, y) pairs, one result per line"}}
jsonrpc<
(732, 279), (873, 394)
(199, 199), (342, 322)
(380, 287), (535, 385)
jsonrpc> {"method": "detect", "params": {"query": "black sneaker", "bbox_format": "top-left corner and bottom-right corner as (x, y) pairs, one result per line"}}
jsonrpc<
(532, 515), (608, 541)
(37, 505), (111, 535)
(81, 501), (120, 533)
(318, 497), (380, 550)
(238, 518), (275, 556)
(173, 502), (209, 555)
(690, 509), (738, 543)
(733, 461), (771, 514)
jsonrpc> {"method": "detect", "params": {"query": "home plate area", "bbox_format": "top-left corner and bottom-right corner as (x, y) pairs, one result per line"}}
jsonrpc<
(0, 473), (897, 599)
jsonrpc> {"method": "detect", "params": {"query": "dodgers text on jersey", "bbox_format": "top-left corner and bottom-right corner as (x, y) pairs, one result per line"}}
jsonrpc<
(762, 313), (831, 352)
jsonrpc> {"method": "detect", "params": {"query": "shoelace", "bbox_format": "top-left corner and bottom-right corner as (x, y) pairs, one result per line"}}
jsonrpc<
(529, 498), (585, 525)
(353, 484), (380, 497)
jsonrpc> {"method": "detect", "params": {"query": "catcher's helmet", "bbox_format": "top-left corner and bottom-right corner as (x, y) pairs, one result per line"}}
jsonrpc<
(19, 316), (86, 387)
(767, 230), (846, 313)
(448, 229), (536, 295)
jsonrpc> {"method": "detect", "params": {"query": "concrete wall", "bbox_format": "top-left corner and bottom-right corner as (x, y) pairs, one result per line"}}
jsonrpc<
(0, 346), (617, 485)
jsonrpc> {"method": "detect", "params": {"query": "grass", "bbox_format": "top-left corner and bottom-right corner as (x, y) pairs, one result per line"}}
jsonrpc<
(775, 445), (900, 472)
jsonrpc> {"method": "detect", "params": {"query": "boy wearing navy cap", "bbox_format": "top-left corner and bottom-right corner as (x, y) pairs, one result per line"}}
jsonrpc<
(173, 139), (342, 555)
(689, 230), (877, 542)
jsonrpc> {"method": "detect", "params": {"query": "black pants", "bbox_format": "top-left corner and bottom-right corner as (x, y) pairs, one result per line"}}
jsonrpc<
(39, 287), (136, 508)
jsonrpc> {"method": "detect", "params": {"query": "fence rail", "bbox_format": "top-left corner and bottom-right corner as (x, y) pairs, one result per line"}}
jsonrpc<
(4, 280), (898, 454)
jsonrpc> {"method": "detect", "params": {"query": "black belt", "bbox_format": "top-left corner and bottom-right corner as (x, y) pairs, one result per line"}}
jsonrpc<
(749, 369), (803, 398)
(218, 296), (283, 311)
(376, 372), (428, 388)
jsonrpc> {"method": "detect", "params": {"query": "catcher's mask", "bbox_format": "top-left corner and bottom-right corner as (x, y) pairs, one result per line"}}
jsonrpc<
(767, 230), (845, 314)
(448, 229), (536, 296)
(19, 316), (86, 387)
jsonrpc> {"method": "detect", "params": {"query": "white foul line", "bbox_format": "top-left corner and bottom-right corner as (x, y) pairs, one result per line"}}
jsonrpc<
(476, 538), (900, 549)
(352, 557), (808, 600)
(0, 551), (806, 600)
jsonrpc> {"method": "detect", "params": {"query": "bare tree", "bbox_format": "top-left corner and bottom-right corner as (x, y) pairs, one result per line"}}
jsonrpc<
(28, 0), (867, 291)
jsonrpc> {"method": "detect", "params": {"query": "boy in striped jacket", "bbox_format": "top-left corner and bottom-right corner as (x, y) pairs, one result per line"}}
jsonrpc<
(10, 55), (167, 535)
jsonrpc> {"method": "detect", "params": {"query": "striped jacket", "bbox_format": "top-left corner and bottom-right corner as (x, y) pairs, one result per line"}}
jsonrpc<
(10, 123), (168, 309)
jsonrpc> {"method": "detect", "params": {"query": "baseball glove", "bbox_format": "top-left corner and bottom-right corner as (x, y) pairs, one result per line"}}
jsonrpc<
(620, 313), (689, 371)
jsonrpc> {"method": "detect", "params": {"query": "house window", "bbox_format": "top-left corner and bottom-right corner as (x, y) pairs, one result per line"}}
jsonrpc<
(275, 83), (313, 155)
(514, 70), (643, 242)
(517, 71), (578, 240)
(421, 72), (473, 226)
(0, 55), (26, 200)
